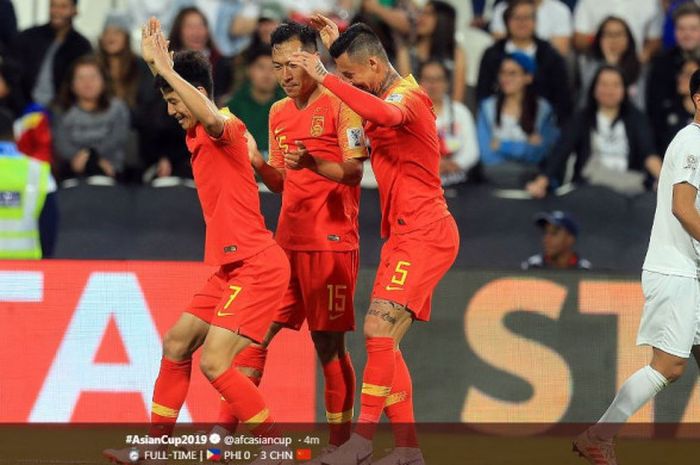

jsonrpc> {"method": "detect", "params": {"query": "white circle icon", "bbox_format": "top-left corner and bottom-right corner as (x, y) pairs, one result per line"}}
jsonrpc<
(209, 433), (221, 445)
(128, 449), (140, 462)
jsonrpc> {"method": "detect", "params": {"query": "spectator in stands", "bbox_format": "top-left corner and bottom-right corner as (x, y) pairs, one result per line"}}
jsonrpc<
(477, 52), (558, 187)
(353, 0), (416, 61)
(0, 56), (26, 118)
(419, 59), (479, 185)
(526, 65), (661, 198)
(577, 16), (644, 109)
(97, 12), (162, 182)
(0, 0), (17, 52)
(653, 57), (699, 153)
(490, 0), (573, 56)
(97, 13), (155, 112)
(53, 56), (130, 184)
(647, 2), (700, 150)
(397, 1), (466, 102)
(169, 6), (233, 101)
(477, 0), (572, 122)
(522, 210), (591, 270)
(573, 0), (663, 63)
(10, 0), (92, 107)
(213, 0), (285, 57)
(0, 108), (58, 259)
(227, 45), (284, 160)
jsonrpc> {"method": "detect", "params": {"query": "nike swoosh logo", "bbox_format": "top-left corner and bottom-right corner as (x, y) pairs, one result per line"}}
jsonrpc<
(217, 310), (234, 317)
(357, 452), (372, 464)
(384, 285), (404, 291)
(274, 127), (285, 135)
(329, 312), (344, 320)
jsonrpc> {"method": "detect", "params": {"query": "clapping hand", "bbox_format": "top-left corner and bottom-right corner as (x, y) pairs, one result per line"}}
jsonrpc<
(141, 17), (173, 76)
(284, 141), (314, 170)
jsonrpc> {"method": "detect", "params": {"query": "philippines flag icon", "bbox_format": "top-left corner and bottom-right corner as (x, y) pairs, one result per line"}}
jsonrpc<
(207, 449), (221, 461)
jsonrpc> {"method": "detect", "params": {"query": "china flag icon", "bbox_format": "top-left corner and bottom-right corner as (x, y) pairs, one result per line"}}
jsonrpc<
(295, 448), (312, 461)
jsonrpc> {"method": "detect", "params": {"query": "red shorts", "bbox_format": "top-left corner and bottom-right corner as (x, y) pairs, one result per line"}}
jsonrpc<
(274, 249), (358, 332)
(185, 244), (291, 343)
(372, 215), (459, 321)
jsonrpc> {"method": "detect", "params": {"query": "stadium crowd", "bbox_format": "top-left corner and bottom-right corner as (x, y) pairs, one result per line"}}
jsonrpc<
(2, 0), (700, 267)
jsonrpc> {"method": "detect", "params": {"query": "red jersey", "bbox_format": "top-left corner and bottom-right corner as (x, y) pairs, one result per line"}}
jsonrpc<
(366, 75), (449, 238)
(268, 89), (368, 251)
(186, 109), (274, 265)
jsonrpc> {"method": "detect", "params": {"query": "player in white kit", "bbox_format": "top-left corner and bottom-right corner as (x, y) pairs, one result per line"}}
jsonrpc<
(573, 69), (700, 465)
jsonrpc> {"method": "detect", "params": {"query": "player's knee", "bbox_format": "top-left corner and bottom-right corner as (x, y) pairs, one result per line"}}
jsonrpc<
(311, 331), (344, 363)
(162, 329), (193, 361)
(652, 359), (687, 383)
(663, 363), (686, 383)
(363, 315), (388, 338)
(199, 351), (228, 381)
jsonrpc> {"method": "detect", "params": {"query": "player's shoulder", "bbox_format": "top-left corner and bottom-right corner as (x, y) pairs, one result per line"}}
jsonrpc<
(318, 88), (345, 111)
(384, 75), (429, 108)
(269, 97), (293, 116)
(668, 124), (700, 155)
(218, 107), (241, 123)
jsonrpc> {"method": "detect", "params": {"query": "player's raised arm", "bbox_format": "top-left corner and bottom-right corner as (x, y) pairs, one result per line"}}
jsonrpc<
(142, 18), (225, 138)
(290, 51), (405, 127)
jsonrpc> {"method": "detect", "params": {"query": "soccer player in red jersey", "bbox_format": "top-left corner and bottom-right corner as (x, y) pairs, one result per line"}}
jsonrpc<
(103, 18), (290, 464)
(212, 22), (368, 462)
(292, 19), (460, 465)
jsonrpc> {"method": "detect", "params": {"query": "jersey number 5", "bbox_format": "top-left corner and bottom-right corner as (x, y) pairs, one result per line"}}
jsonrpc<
(277, 135), (289, 153)
(390, 261), (411, 286)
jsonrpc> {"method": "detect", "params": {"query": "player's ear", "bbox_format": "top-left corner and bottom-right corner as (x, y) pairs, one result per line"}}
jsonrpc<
(368, 56), (379, 72)
(196, 86), (209, 98)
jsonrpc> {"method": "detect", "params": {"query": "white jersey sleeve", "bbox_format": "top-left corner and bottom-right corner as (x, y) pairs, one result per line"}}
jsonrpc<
(670, 139), (700, 190)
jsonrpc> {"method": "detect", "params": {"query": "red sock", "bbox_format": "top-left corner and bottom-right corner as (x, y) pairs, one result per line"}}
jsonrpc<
(148, 357), (192, 437)
(216, 346), (268, 431)
(323, 353), (356, 446)
(211, 366), (275, 437)
(385, 350), (419, 447)
(356, 337), (395, 440)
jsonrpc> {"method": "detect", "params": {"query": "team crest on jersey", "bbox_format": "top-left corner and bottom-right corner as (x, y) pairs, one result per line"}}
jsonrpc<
(684, 154), (698, 170)
(311, 115), (325, 136)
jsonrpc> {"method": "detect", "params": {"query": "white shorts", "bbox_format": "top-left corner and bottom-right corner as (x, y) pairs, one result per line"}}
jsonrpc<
(636, 270), (700, 358)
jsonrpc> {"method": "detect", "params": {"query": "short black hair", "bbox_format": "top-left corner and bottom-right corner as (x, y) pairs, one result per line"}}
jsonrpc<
(0, 108), (14, 141)
(246, 44), (272, 66)
(329, 23), (388, 62)
(270, 22), (317, 52)
(504, 0), (535, 25)
(154, 50), (213, 97)
(690, 68), (700, 105)
(674, 1), (700, 24)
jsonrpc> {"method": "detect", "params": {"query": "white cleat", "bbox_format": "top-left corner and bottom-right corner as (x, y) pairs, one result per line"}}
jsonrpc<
(321, 434), (372, 465)
(372, 447), (425, 465)
(572, 429), (618, 465)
